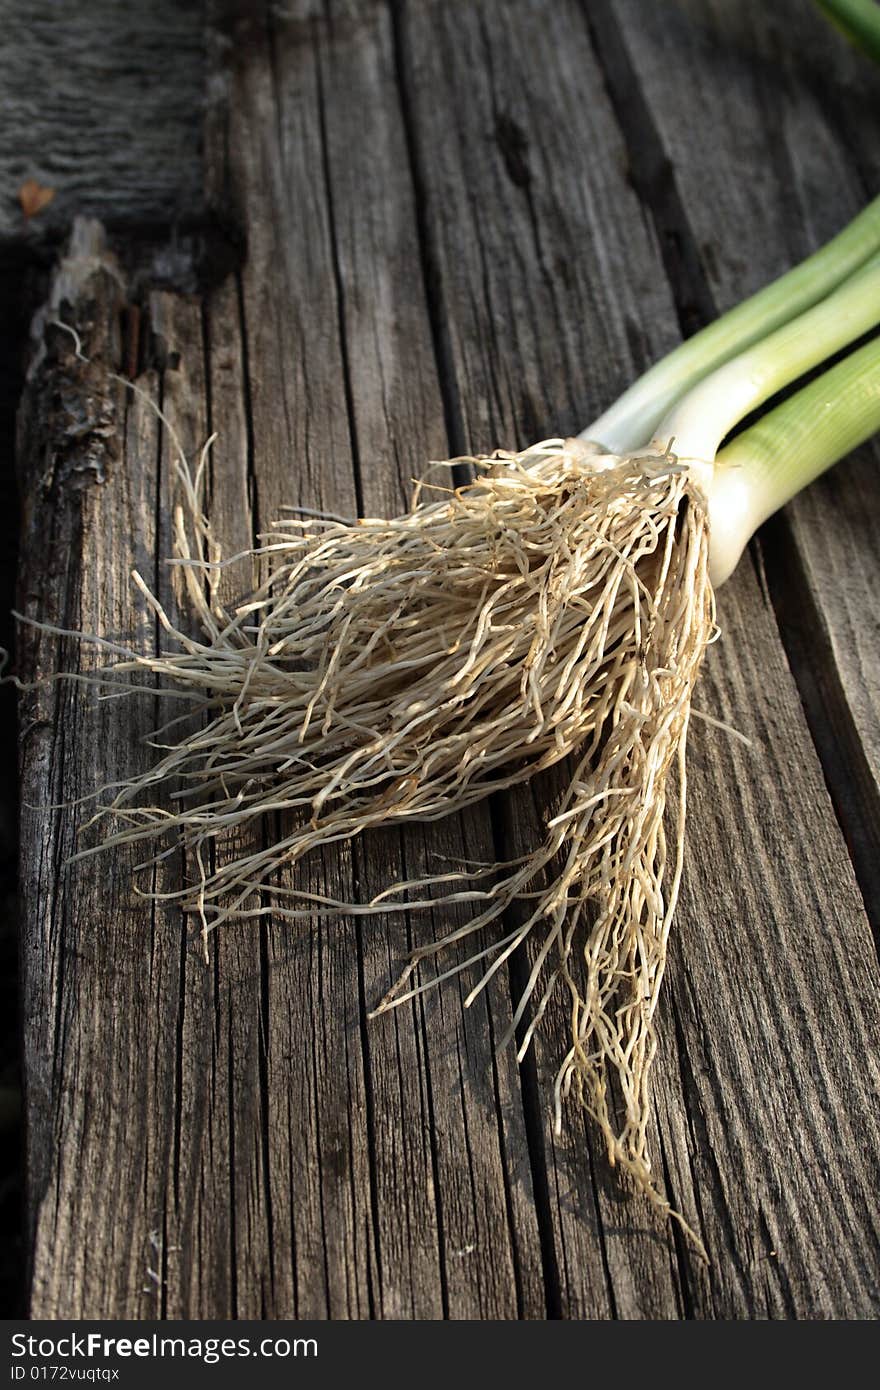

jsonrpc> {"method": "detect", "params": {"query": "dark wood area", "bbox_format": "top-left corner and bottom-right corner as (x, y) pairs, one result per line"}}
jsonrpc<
(8, 0), (880, 1318)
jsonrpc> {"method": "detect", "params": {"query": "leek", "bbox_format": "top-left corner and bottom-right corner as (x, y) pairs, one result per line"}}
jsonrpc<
(709, 334), (880, 581)
(23, 194), (880, 1249)
(582, 195), (880, 453)
(816, 0), (880, 64)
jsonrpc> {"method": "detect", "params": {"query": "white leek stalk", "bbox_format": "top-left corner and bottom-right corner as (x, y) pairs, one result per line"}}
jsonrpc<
(581, 216), (880, 586)
(707, 334), (880, 582)
(582, 196), (880, 453)
(652, 255), (880, 465)
(651, 257), (880, 582)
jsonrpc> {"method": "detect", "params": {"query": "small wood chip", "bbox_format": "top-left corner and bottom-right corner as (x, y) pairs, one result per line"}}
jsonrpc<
(18, 178), (55, 218)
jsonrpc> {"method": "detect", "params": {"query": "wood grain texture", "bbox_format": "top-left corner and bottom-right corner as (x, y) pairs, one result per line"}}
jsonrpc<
(0, 1), (206, 242)
(15, 0), (880, 1318)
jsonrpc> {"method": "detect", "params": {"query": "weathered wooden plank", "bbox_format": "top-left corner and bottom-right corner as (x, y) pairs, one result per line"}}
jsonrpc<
(16, 0), (880, 1321)
(0, 1), (206, 242)
(19, 0), (549, 1318)
(393, 0), (700, 1317)
(396, 0), (880, 1316)
(210, 0), (549, 1320)
(0, 0), (211, 1309)
(18, 222), (167, 1314)
(658, 592), (880, 1317)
